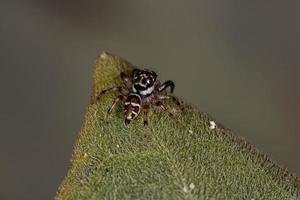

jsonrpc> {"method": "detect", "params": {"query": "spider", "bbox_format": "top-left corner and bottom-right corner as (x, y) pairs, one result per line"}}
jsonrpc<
(94, 68), (182, 126)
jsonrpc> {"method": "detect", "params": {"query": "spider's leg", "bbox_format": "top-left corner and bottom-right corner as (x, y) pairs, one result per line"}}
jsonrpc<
(157, 80), (175, 93)
(120, 72), (132, 89)
(142, 104), (150, 126)
(158, 95), (182, 107)
(105, 95), (125, 122)
(94, 86), (123, 103)
(153, 100), (174, 118)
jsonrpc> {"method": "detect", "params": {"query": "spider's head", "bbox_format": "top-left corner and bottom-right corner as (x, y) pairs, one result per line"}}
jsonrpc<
(132, 68), (157, 97)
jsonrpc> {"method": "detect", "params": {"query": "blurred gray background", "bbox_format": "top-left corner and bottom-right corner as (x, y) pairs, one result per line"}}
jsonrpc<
(0, 0), (299, 199)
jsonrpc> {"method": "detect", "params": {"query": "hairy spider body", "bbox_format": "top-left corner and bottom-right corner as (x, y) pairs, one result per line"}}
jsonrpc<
(94, 68), (181, 126)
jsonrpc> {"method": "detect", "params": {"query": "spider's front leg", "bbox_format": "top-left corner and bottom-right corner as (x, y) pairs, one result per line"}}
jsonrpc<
(120, 72), (132, 89)
(93, 72), (131, 104)
(93, 86), (123, 103)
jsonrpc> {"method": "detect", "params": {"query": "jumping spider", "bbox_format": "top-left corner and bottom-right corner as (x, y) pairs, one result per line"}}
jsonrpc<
(94, 68), (181, 126)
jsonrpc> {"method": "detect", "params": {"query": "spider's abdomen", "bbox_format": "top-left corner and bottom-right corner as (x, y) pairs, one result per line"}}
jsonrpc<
(132, 69), (157, 98)
(124, 93), (142, 125)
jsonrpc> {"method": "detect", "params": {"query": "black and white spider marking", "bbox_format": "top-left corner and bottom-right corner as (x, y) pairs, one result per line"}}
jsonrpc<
(94, 68), (181, 126)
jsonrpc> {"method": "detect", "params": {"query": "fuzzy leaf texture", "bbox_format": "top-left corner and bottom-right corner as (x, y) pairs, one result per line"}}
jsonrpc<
(56, 52), (300, 200)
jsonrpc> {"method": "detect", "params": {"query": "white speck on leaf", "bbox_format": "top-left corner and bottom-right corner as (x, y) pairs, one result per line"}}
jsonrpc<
(183, 185), (188, 193)
(189, 183), (195, 190)
(209, 121), (216, 129)
(83, 153), (88, 158)
(189, 130), (193, 134)
(116, 144), (120, 148)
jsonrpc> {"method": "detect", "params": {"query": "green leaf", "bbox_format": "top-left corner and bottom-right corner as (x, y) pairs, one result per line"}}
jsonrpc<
(56, 52), (300, 200)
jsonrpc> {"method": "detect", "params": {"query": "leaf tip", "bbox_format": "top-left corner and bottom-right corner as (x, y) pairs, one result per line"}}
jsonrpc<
(98, 51), (111, 59)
